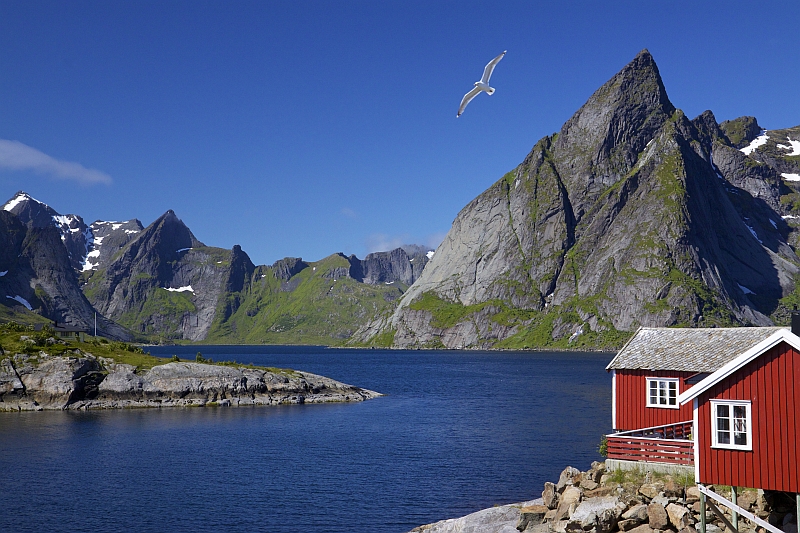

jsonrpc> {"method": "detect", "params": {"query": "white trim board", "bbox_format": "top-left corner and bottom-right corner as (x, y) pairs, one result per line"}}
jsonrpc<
(697, 484), (782, 533)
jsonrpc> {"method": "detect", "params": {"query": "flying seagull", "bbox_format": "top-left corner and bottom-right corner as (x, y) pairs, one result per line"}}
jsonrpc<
(457, 50), (506, 117)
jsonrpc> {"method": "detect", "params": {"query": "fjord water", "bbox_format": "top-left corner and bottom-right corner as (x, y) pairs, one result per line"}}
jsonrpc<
(0, 347), (611, 533)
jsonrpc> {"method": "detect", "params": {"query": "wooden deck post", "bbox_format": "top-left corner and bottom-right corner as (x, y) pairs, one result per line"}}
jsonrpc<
(700, 491), (706, 533)
(796, 494), (799, 533)
(731, 487), (738, 531)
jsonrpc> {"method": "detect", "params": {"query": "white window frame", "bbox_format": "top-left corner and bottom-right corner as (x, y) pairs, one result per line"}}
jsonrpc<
(710, 400), (752, 451)
(646, 377), (679, 409)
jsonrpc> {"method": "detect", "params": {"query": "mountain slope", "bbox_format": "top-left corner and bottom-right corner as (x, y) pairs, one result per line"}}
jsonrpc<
(205, 252), (411, 345)
(0, 210), (132, 339)
(82, 210), (256, 341)
(355, 50), (800, 350)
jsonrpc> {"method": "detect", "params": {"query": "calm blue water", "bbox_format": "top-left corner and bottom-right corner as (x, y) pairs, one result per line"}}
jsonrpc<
(0, 347), (612, 533)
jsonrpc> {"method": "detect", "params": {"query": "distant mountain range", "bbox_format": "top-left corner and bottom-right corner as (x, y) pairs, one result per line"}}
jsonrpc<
(0, 191), (432, 343)
(3, 50), (800, 349)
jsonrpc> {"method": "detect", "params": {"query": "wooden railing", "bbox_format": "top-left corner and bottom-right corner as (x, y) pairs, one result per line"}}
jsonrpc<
(606, 421), (694, 465)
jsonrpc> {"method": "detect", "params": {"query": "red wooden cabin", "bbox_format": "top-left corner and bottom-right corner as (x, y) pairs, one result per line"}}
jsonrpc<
(605, 327), (786, 469)
(678, 327), (800, 491)
(605, 325), (800, 533)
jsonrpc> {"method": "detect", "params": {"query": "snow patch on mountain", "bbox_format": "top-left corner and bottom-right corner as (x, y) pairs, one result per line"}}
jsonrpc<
(163, 286), (194, 293)
(782, 173), (800, 181)
(777, 137), (800, 156)
(738, 284), (756, 295)
(740, 130), (768, 155)
(2, 192), (35, 212)
(6, 295), (32, 310)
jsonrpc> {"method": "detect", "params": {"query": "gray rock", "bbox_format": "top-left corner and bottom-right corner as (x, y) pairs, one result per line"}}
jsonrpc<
(556, 467), (582, 492)
(667, 503), (692, 529)
(555, 486), (583, 521)
(647, 503), (669, 530)
(543, 482), (559, 509)
(567, 496), (624, 533)
(639, 484), (661, 501)
(410, 500), (541, 533)
(622, 504), (649, 522)
(517, 505), (549, 531)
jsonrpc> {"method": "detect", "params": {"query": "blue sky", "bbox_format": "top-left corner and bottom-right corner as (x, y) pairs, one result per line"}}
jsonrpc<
(1, 1), (798, 266)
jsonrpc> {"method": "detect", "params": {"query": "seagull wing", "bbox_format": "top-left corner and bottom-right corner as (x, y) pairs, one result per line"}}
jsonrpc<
(480, 50), (506, 84)
(457, 86), (482, 117)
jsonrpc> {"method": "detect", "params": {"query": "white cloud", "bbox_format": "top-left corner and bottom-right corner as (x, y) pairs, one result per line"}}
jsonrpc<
(0, 139), (112, 185)
(340, 207), (358, 219)
(425, 231), (447, 250)
(366, 233), (409, 253)
(365, 231), (447, 254)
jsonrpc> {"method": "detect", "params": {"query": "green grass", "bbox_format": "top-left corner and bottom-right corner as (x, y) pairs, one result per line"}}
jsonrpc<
(203, 254), (403, 345)
(0, 320), (296, 374)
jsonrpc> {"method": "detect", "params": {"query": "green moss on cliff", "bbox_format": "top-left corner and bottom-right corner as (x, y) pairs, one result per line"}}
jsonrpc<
(204, 254), (401, 345)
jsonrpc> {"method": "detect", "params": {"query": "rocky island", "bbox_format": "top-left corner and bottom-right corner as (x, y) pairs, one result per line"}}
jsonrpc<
(0, 323), (380, 411)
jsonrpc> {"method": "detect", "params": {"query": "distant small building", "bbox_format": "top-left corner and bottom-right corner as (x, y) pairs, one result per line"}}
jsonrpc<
(34, 321), (88, 343)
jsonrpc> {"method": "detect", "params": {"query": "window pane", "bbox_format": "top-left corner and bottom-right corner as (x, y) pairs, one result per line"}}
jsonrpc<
(733, 405), (747, 444)
(718, 430), (731, 444)
(668, 382), (677, 405)
(717, 404), (729, 419)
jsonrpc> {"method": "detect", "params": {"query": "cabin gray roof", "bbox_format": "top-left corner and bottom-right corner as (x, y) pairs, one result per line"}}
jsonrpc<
(606, 327), (788, 373)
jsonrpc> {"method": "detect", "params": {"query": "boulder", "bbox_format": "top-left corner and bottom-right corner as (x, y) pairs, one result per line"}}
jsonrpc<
(647, 502), (670, 530)
(626, 524), (656, 533)
(663, 477), (683, 499)
(639, 484), (662, 501)
(557, 467), (582, 492)
(517, 505), (549, 531)
(685, 487), (701, 505)
(413, 500), (541, 533)
(582, 480), (599, 491)
(554, 486), (583, 521)
(543, 482), (559, 509)
(667, 503), (692, 529)
(622, 504), (649, 523)
(737, 490), (757, 511)
(566, 496), (624, 533)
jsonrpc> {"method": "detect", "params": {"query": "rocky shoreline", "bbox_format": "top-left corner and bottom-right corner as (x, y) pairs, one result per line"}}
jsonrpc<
(0, 351), (381, 411)
(410, 463), (797, 533)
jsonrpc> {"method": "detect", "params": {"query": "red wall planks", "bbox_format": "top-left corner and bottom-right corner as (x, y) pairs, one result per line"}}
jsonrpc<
(696, 342), (800, 491)
(614, 370), (695, 431)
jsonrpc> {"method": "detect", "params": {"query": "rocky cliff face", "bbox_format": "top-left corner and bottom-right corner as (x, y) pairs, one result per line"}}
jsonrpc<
(3, 191), (92, 272)
(1, 189), (434, 343)
(205, 251), (412, 344)
(357, 50), (800, 350)
(354, 246), (432, 286)
(83, 210), (256, 341)
(0, 211), (131, 339)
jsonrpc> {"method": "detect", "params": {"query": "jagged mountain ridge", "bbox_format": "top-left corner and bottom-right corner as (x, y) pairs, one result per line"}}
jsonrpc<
(0, 210), (132, 339)
(355, 49), (800, 349)
(1, 192), (433, 342)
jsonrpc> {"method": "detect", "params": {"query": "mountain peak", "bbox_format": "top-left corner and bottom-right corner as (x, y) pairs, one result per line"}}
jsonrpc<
(552, 50), (675, 219)
(3, 191), (48, 213)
